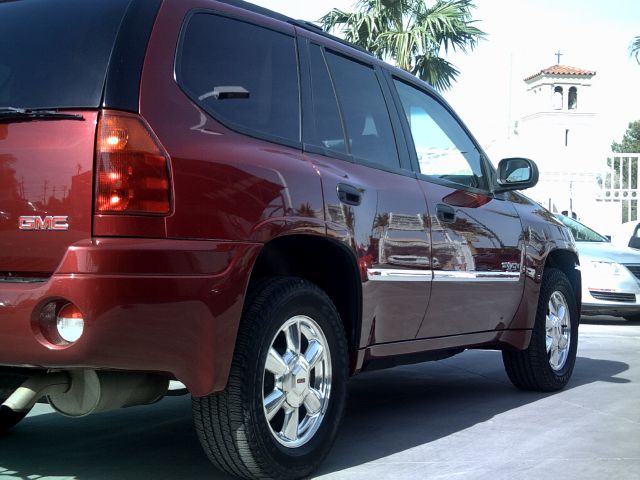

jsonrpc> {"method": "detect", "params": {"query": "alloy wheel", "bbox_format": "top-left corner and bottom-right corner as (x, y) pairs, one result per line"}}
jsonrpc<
(545, 291), (571, 371)
(262, 315), (332, 448)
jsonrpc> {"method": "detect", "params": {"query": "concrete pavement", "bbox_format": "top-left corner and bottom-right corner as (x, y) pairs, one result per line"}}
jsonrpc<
(1, 316), (638, 480)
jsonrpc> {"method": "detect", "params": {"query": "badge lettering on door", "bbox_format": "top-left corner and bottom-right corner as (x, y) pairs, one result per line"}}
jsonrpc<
(18, 216), (69, 231)
(501, 262), (521, 273)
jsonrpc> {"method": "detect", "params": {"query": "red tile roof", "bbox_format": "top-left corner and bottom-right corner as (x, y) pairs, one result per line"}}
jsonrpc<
(525, 65), (596, 81)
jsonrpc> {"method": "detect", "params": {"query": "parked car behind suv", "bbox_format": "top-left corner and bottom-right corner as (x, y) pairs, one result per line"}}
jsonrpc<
(0, 0), (581, 478)
(556, 214), (640, 320)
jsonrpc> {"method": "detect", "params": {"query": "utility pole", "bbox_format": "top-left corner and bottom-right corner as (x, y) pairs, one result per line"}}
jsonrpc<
(569, 180), (574, 219)
(507, 52), (514, 140)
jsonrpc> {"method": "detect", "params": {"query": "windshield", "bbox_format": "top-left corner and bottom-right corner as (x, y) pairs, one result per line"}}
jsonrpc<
(556, 215), (609, 242)
(0, 0), (130, 110)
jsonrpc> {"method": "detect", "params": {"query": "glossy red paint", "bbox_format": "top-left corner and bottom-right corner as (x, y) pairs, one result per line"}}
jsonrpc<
(0, 112), (96, 274)
(308, 151), (432, 345)
(0, 238), (260, 396)
(417, 179), (525, 338)
(139, 0), (324, 243)
(509, 192), (581, 327)
(441, 189), (493, 208)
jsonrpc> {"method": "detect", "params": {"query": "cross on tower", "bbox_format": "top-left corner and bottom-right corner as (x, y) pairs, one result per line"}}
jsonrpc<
(555, 50), (563, 65)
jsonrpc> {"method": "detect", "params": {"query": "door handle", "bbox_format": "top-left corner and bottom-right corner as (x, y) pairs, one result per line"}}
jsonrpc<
(436, 203), (456, 223)
(337, 183), (362, 206)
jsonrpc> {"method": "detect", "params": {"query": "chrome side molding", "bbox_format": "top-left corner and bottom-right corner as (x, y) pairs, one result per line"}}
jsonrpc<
(367, 269), (520, 282)
(433, 271), (521, 282)
(366, 269), (432, 282)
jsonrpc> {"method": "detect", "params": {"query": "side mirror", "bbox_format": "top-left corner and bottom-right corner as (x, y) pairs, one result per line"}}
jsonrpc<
(495, 157), (539, 192)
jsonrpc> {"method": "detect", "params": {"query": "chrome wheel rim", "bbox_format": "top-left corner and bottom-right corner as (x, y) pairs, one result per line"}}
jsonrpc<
(546, 291), (571, 371)
(262, 315), (332, 448)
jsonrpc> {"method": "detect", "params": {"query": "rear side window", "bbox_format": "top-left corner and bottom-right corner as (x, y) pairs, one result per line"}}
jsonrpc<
(176, 13), (300, 145)
(324, 52), (400, 170)
(307, 45), (347, 154)
(0, 0), (130, 110)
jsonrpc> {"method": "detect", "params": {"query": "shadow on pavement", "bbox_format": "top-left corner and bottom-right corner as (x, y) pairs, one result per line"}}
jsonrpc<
(0, 396), (230, 480)
(317, 353), (630, 475)
(0, 352), (630, 480)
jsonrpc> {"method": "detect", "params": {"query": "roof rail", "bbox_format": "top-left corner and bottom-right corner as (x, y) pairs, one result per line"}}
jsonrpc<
(288, 19), (371, 55)
(215, 0), (372, 56)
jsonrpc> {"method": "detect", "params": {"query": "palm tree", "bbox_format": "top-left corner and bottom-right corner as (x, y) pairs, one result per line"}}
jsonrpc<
(631, 35), (640, 64)
(320, 0), (485, 91)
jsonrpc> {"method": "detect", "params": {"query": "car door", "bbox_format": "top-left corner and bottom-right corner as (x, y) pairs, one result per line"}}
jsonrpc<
(298, 37), (432, 346)
(389, 76), (525, 338)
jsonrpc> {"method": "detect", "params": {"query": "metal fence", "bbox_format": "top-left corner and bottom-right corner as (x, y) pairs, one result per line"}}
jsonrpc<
(597, 154), (640, 223)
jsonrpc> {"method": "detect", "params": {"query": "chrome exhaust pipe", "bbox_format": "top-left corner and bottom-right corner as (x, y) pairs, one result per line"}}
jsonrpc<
(1, 370), (168, 418)
(1, 372), (70, 413)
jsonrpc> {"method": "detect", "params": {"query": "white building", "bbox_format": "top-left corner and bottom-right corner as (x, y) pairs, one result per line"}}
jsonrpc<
(515, 64), (616, 229)
(521, 64), (597, 159)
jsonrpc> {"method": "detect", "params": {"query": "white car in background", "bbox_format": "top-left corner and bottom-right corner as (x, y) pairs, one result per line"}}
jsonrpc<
(556, 214), (640, 321)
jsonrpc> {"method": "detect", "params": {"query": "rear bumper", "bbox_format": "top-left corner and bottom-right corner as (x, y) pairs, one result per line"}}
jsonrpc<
(0, 238), (261, 397)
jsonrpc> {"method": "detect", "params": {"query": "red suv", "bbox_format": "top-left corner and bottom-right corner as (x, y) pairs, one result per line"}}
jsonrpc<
(0, 0), (581, 478)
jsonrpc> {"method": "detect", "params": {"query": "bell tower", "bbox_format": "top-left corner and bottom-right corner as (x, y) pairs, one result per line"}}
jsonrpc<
(518, 58), (602, 219)
(520, 63), (596, 157)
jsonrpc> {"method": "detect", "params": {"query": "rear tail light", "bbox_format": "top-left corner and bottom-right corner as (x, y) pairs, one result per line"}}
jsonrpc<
(95, 110), (171, 214)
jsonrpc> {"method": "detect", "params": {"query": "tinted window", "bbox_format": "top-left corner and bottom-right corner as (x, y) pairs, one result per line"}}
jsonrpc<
(394, 79), (485, 190)
(0, 0), (130, 109)
(307, 45), (347, 154)
(325, 52), (400, 169)
(177, 14), (300, 144)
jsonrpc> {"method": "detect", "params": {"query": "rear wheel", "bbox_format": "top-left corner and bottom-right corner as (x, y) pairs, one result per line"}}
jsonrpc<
(0, 374), (29, 434)
(193, 277), (348, 480)
(502, 268), (579, 391)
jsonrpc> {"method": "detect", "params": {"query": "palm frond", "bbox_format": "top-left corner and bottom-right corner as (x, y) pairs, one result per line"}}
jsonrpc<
(412, 55), (460, 91)
(419, 0), (486, 53)
(320, 0), (485, 90)
(631, 36), (640, 64)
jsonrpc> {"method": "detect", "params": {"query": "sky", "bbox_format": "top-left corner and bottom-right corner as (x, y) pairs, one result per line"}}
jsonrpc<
(247, 0), (640, 158)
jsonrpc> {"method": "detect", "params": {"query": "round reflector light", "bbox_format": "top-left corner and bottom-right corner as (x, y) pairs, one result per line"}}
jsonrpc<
(56, 304), (84, 343)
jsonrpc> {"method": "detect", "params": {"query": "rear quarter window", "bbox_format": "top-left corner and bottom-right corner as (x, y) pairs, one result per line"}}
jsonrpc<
(175, 13), (300, 145)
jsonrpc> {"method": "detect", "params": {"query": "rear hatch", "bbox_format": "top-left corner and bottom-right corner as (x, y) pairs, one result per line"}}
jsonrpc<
(0, 0), (134, 277)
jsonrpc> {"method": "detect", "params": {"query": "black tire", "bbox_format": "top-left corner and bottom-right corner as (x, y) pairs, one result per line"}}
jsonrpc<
(193, 277), (349, 480)
(0, 374), (29, 434)
(502, 268), (579, 391)
(623, 314), (640, 322)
